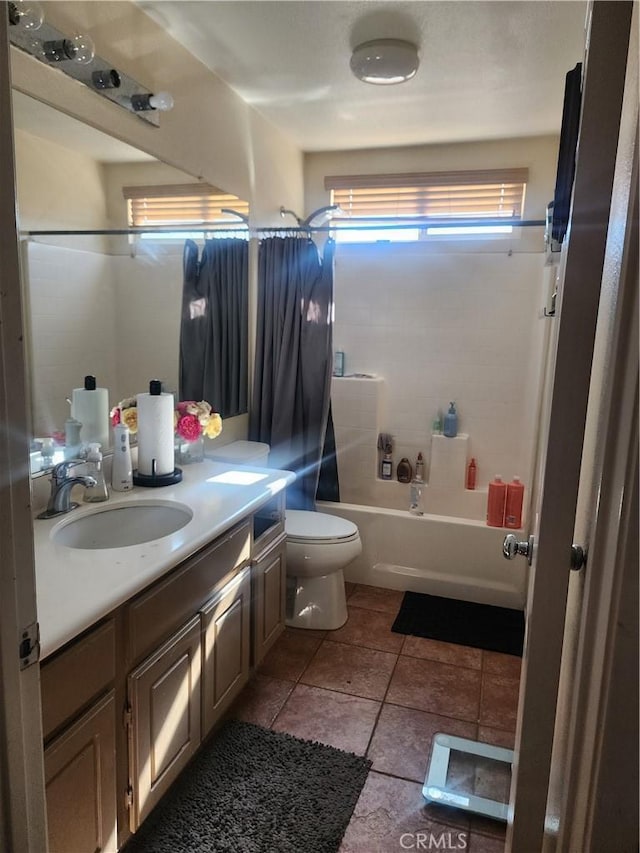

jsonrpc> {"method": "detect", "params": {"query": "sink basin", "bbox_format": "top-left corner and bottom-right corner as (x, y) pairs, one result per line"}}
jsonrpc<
(52, 501), (193, 550)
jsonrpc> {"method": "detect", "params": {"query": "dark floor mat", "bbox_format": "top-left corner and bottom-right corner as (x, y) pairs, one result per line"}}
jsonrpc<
(392, 591), (525, 656)
(124, 719), (371, 853)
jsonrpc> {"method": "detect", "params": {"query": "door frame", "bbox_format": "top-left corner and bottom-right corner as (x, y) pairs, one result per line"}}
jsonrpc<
(0, 10), (48, 853)
(507, 3), (634, 850)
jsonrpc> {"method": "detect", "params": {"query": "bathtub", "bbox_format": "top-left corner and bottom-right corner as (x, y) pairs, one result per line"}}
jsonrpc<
(317, 500), (527, 610)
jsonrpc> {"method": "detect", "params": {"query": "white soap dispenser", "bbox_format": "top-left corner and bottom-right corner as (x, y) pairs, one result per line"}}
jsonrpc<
(84, 443), (109, 502)
(112, 424), (133, 492)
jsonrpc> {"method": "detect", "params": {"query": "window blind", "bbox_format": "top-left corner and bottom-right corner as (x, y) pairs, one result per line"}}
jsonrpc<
(325, 169), (528, 221)
(123, 183), (249, 227)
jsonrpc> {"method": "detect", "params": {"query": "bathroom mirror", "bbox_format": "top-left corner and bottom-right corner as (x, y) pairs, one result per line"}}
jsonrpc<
(12, 92), (249, 475)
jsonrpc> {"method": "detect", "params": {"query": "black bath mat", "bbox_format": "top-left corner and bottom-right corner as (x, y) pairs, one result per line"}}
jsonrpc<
(124, 719), (371, 853)
(392, 591), (525, 656)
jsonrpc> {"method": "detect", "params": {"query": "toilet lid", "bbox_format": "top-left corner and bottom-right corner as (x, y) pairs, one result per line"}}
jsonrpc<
(285, 510), (359, 544)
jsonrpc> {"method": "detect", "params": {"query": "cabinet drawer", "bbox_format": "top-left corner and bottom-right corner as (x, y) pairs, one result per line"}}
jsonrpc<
(41, 620), (116, 741)
(127, 520), (251, 664)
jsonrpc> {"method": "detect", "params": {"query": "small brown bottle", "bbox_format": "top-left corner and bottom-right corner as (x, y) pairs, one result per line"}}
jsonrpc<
(397, 457), (412, 483)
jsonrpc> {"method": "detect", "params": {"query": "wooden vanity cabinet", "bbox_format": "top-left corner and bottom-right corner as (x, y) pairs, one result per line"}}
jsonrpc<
(252, 532), (287, 666)
(41, 620), (117, 853)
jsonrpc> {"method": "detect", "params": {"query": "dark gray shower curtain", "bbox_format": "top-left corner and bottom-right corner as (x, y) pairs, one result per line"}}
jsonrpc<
(179, 238), (248, 416)
(250, 236), (337, 509)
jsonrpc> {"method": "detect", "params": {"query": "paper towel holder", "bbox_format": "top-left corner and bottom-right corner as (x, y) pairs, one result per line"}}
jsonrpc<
(132, 467), (182, 487)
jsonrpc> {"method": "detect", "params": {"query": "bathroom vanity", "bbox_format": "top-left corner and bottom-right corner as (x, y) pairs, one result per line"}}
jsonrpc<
(34, 460), (293, 852)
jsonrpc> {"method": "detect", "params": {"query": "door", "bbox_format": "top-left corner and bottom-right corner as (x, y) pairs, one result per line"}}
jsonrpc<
(506, 3), (634, 850)
(127, 616), (202, 832)
(44, 691), (117, 853)
(0, 14), (48, 853)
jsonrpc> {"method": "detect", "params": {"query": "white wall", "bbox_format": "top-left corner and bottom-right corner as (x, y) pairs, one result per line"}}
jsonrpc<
(331, 243), (547, 509)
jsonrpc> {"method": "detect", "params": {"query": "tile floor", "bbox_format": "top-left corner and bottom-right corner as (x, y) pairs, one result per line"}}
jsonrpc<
(229, 583), (521, 853)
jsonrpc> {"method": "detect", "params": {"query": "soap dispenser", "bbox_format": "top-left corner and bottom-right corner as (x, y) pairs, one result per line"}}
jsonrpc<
(443, 402), (458, 438)
(84, 443), (109, 502)
(112, 424), (133, 492)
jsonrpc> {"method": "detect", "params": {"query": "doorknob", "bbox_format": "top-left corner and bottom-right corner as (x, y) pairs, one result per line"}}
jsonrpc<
(503, 533), (535, 565)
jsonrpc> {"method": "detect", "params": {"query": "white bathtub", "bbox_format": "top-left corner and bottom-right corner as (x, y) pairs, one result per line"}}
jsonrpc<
(317, 500), (527, 610)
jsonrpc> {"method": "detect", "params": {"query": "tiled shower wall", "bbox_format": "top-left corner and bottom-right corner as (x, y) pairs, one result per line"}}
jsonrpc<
(331, 243), (548, 505)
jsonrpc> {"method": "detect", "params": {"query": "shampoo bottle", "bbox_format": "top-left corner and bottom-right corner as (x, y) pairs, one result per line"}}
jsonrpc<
(410, 452), (425, 515)
(466, 458), (477, 490)
(443, 402), (458, 438)
(381, 450), (393, 480)
(397, 458), (412, 483)
(84, 443), (109, 502)
(112, 423), (133, 492)
(486, 475), (507, 527)
(505, 476), (525, 529)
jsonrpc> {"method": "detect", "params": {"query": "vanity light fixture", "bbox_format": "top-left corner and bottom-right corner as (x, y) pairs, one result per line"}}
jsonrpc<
(350, 38), (420, 85)
(35, 33), (96, 65)
(92, 68), (121, 90)
(130, 91), (174, 112)
(7, 0), (43, 31)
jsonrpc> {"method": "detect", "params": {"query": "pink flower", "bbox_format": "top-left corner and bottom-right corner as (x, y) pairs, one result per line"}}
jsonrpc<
(110, 408), (121, 426)
(176, 400), (191, 415)
(176, 413), (202, 441)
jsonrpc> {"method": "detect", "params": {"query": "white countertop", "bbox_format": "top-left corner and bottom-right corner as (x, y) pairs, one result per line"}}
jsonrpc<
(34, 461), (295, 659)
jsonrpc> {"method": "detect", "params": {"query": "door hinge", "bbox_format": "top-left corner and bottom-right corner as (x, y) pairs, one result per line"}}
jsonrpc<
(125, 784), (134, 810)
(123, 702), (132, 729)
(19, 621), (40, 669)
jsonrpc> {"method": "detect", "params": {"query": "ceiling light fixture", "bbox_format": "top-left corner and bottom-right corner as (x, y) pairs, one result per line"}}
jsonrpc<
(350, 38), (419, 85)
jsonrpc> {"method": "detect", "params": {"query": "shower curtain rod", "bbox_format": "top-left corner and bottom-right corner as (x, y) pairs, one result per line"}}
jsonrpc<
(24, 218), (545, 238)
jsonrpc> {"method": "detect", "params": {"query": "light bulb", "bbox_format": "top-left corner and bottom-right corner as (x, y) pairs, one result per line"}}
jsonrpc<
(8, 0), (44, 31)
(42, 33), (95, 64)
(130, 91), (174, 112)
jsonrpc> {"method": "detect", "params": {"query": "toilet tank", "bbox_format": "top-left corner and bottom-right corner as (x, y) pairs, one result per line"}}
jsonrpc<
(208, 440), (270, 467)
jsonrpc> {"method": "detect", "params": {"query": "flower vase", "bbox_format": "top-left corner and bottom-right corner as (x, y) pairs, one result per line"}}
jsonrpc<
(175, 434), (205, 465)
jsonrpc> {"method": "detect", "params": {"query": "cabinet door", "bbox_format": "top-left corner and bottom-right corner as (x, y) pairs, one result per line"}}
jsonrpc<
(201, 567), (251, 736)
(127, 616), (201, 831)
(45, 691), (117, 853)
(252, 534), (287, 666)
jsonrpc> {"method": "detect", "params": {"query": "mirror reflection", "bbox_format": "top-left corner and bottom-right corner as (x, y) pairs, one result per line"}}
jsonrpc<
(12, 92), (249, 474)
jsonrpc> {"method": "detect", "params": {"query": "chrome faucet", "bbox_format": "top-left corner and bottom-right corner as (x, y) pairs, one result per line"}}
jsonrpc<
(37, 459), (97, 519)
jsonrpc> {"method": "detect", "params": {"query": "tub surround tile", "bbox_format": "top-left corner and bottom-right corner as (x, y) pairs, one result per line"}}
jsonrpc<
(329, 606), (406, 654)
(258, 628), (323, 682)
(482, 651), (522, 680)
(479, 673), (520, 732)
(348, 584), (405, 614)
(229, 675), (294, 728)
(272, 684), (380, 755)
(301, 640), (397, 701)
(402, 635), (482, 670)
(387, 655), (481, 722)
(367, 703), (476, 783)
(339, 771), (469, 853)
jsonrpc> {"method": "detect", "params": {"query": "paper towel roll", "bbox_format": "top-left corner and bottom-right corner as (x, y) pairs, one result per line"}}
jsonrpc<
(136, 391), (175, 476)
(71, 387), (110, 451)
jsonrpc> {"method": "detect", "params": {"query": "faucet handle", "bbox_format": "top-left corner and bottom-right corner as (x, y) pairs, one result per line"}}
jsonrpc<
(52, 458), (86, 484)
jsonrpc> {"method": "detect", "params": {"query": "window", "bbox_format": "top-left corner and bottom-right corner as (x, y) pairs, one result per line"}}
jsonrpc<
(325, 169), (528, 242)
(123, 183), (249, 238)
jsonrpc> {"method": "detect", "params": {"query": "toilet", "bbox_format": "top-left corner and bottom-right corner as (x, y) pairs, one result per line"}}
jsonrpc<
(208, 440), (362, 631)
(285, 510), (362, 631)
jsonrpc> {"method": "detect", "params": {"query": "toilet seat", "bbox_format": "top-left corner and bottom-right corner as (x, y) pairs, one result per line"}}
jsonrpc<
(285, 510), (359, 545)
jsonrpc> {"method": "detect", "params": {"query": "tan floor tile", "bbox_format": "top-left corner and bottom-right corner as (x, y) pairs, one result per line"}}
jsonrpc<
(228, 675), (294, 728)
(367, 703), (476, 783)
(468, 831), (506, 852)
(345, 582), (357, 599)
(479, 672), (520, 731)
(348, 584), (405, 614)
(482, 650), (522, 680)
(339, 771), (470, 853)
(328, 605), (405, 654)
(258, 628), (323, 681)
(387, 655), (481, 722)
(272, 684), (380, 755)
(402, 636), (482, 670)
(478, 725), (516, 750)
(301, 639), (397, 700)
(286, 626), (327, 640)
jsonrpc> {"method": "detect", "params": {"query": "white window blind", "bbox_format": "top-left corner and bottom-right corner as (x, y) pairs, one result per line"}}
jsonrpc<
(325, 169), (528, 222)
(123, 183), (249, 227)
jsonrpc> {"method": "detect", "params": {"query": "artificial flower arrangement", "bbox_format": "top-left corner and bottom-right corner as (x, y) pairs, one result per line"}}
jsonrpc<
(110, 397), (222, 441)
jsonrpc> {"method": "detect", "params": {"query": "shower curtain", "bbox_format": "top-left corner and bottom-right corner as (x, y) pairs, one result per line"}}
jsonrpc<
(179, 238), (248, 416)
(250, 236), (338, 509)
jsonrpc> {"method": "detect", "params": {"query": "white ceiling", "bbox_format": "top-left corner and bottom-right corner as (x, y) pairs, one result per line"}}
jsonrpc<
(141, 0), (587, 152)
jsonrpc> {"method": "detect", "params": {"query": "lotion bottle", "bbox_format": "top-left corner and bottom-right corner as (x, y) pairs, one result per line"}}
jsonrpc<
(443, 402), (458, 437)
(112, 423), (133, 491)
(84, 443), (109, 502)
